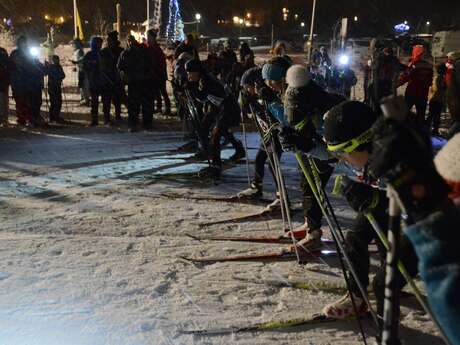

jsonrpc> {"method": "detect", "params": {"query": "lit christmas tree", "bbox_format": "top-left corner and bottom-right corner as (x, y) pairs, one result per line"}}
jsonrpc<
(166, 0), (185, 42)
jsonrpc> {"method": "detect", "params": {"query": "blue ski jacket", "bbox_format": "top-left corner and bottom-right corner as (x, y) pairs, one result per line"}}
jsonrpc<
(405, 204), (460, 345)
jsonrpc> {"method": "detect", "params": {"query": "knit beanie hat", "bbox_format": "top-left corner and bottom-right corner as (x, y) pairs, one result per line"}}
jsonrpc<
(434, 133), (460, 200)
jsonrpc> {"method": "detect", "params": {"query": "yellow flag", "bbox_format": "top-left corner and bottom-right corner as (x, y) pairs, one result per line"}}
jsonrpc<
(75, 4), (84, 40)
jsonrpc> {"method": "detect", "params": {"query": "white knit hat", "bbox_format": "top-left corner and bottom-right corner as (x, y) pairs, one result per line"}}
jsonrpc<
(435, 133), (460, 183)
(286, 64), (311, 88)
(447, 51), (460, 61)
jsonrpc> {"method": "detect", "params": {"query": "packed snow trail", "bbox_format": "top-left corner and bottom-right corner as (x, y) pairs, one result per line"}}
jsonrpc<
(0, 127), (444, 345)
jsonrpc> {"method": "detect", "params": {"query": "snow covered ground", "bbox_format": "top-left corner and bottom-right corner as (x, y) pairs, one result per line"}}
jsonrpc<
(0, 127), (444, 345)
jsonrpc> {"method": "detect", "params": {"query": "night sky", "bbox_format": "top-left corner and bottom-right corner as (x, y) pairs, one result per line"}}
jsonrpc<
(0, 0), (458, 37)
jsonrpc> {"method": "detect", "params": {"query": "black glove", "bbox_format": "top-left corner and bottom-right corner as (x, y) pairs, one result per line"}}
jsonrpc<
(278, 126), (315, 153)
(257, 85), (276, 103)
(340, 175), (380, 213)
(369, 116), (450, 222)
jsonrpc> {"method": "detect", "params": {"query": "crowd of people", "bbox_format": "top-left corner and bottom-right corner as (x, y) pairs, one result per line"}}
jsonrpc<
(0, 29), (172, 131)
(1, 28), (460, 344)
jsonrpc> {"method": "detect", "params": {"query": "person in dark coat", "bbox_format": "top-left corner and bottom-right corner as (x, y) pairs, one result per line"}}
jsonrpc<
(83, 36), (104, 126)
(185, 59), (244, 177)
(71, 38), (90, 106)
(239, 42), (254, 63)
(219, 41), (238, 85)
(45, 55), (66, 123)
(145, 29), (171, 115)
(0, 47), (9, 126)
(117, 36), (156, 131)
(9, 36), (45, 126)
(174, 34), (199, 60)
(100, 31), (124, 124)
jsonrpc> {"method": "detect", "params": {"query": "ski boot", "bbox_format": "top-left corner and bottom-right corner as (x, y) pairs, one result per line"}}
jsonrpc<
(199, 165), (222, 179)
(287, 218), (323, 250)
(265, 192), (282, 212)
(237, 181), (263, 200)
(229, 141), (246, 161)
(322, 292), (368, 320)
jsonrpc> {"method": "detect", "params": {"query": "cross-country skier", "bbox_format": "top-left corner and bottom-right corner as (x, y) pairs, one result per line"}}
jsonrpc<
(237, 57), (292, 208)
(278, 65), (344, 249)
(184, 58), (244, 177)
(368, 106), (460, 345)
(321, 101), (419, 320)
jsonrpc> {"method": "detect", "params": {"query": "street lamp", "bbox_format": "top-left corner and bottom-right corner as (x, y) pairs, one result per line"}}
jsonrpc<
(195, 13), (201, 36)
(354, 16), (358, 22)
(301, 22), (305, 27)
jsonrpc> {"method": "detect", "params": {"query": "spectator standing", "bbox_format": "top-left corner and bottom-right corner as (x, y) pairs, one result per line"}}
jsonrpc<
(145, 29), (171, 115)
(71, 38), (90, 106)
(100, 31), (124, 124)
(9, 36), (45, 127)
(0, 47), (9, 126)
(46, 55), (66, 123)
(399, 45), (433, 126)
(118, 36), (155, 131)
(83, 36), (104, 126)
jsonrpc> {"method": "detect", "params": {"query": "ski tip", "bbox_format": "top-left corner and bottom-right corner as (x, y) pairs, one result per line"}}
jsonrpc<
(178, 256), (210, 266)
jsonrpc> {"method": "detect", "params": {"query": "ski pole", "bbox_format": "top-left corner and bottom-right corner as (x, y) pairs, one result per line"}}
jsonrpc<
(295, 151), (380, 334)
(332, 175), (450, 344)
(382, 186), (401, 345)
(270, 137), (300, 263)
(365, 212), (451, 345)
(240, 107), (251, 187)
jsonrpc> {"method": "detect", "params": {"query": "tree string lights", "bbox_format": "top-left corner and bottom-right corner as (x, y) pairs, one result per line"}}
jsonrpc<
(166, 0), (185, 42)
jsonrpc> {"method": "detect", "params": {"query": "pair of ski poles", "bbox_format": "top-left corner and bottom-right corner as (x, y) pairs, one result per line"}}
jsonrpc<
(248, 103), (332, 265)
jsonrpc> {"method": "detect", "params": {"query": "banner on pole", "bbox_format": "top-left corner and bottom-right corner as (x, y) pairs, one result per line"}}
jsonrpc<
(75, 2), (85, 41)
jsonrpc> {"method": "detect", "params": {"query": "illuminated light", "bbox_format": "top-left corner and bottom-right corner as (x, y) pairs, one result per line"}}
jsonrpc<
(394, 23), (410, 33)
(354, 16), (358, 22)
(426, 21), (430, 25)
(246, 12), (251, 19)
(59, 16), (65, 23)
(338, 54), (350, 66)
(195, 13), (201, 21)
(294, 14), (298, 20)
(239, 18), (244, 25)
(233, 16), (240, 24)
(166, 0), (185, 43)
(404, 20), (408, 25)
(44, 14), (50, 20)
(29, 47), (40, 57)
(300, 22), (305, 27)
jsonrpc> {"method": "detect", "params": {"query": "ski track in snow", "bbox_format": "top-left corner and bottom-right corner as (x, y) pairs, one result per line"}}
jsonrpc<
(0, 129), (443, 345)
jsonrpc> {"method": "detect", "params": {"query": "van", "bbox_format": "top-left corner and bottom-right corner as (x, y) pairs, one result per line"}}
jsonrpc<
(432, 31), (460, 58)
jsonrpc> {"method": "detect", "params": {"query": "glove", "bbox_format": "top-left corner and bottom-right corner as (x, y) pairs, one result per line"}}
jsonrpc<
(257, 85), (276, 103)
(340, 175), (380, 213)
(278, 126), (315, 153)
(278, 126), (298, 152)
(369, 113), (450, 222)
